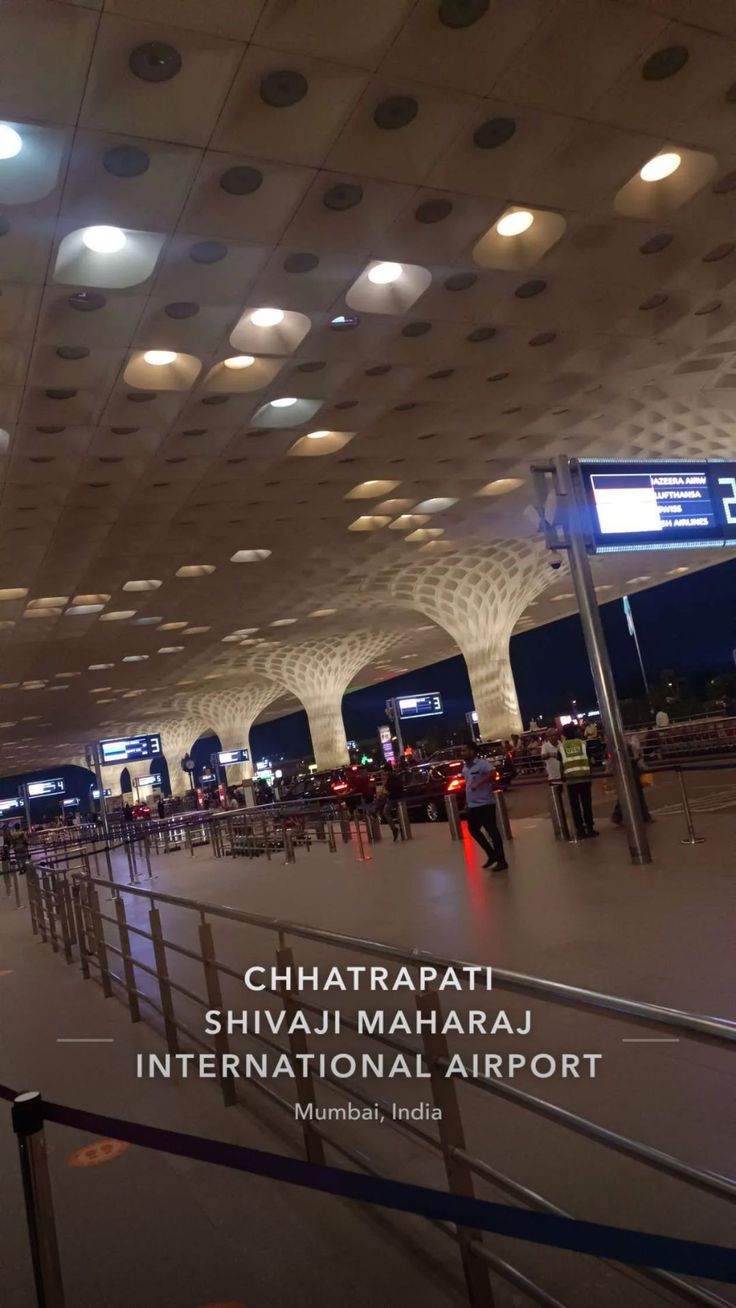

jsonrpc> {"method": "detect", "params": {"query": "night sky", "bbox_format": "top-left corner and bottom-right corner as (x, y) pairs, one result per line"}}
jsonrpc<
(250, 557), (736, 761)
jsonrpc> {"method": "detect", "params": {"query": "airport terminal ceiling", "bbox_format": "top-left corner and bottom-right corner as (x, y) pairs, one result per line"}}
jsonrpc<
(1, 0), (736, 771)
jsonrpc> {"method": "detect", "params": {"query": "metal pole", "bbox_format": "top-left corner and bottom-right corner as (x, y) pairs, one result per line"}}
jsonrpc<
(677, 767), (705, 845)
(494, 790), (513, 841)
(397, 799), (412, 841)
(548, 784), (571, 841)
(445, 792), (461, 841)
(12, 1092), (66, 1308)
(91, 744), (109, 843)
(559, 458), (651, 866)
(624, 594), (653, 711)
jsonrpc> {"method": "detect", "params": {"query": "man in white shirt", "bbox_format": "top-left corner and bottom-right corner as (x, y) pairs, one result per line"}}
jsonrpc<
(461, 744), (508, 871)
(540, 729), (562, 782)
(655, 707), (670, 728)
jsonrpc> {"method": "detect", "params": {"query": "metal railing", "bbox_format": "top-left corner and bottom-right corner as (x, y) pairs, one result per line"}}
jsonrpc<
(23, 863), (736, 1308)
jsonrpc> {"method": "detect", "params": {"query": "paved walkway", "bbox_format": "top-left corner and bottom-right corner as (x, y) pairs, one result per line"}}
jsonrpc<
(0, 782), (733, 1308)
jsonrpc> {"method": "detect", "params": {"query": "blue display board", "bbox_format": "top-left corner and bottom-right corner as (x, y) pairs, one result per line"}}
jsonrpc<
(217, 748), (250, 765)
(99, 733), (162, 765)
(579, 460), (736, 553)
(396, 692), (443, 719)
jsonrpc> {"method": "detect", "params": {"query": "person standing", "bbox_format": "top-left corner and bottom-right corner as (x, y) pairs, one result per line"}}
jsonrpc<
(654, 706), (670, 728)
(461, 744), (508, 870)
(558, 724), (598, 840)
(541, 729), (562, 783)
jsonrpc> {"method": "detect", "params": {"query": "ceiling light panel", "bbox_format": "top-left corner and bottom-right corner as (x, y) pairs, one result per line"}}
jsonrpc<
(230, 308), (311, 356)
(54, 227), (166, 289)
(346, 261), (432, 314)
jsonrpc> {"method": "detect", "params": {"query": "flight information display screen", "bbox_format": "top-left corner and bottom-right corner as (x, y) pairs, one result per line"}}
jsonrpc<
(397, 692), (443, 719)
(99, 733), (162, 765)
(580, 460), (736, 553)
(27, 778), (65, 798)
(217, 748), (250, 765)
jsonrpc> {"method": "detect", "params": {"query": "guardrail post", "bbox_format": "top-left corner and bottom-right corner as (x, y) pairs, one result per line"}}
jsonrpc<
(27, 869), (40, 935)
(55, 877), (75, 964)
(397, 800), (412, 841)
(353, 815), (370, 862)
(494, 790), (513, 841)
(326, 821), (337, 853)
(198, 919), (237, 1107)
(89, 885), (112, 998)
(368, 811), (382, 842)
(677, 767), (705, 846)
(548, 784), (571, 841)
(339, 809), (351, 843)
(12, 1092), (66, 1308)
(114, 896), (140, 1023)
(415, 991), (495, 1308)
(445, 793), (461, 841)
(283, 827), (296, 865)
(71, 884), (90, 981)
(148, 905), (179, 1055)
(276, 943), (326, 1166)
(143, 835), (153, 880)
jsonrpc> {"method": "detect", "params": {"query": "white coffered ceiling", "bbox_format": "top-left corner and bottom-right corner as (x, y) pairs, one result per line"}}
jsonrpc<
(0, 0), (735, 770)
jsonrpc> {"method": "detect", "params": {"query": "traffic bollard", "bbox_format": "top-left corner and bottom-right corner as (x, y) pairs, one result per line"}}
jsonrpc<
(548, 784), (571, 841)
(284, 827), (296, 864)
(339, 809), (352, 843)
(445, 793), (461, 841)
(397, 800), (412, 841)
(677, 767), (705, 845)
(495, 789), (513, 840)
(326, 822), (337, 853)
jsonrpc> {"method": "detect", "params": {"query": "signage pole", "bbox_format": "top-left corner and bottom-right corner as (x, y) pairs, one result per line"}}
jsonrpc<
(92, 744), (109, 840)
(390, 700), (404, 757)
(623, 595), (652, 711)
(21, 785), (31, 830)
(559, 458), (651, 866)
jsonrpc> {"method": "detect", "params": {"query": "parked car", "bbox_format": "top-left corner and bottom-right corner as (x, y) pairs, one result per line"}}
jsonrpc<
(427, 746), (514, 788)
(130, 802), (151, 820)
(282, 766), (376, 810)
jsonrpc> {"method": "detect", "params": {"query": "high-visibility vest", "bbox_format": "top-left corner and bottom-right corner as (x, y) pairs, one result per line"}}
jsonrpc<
(559, 738), (591, 780)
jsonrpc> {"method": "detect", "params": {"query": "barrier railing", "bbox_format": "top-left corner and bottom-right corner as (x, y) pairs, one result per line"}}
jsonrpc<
(21, 866), (736, 1308)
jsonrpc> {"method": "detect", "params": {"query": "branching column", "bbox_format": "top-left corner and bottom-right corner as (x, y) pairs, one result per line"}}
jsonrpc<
(247, 634), (399, 769)
(389, 543), (558, 741)
(197, 683), (282, 782)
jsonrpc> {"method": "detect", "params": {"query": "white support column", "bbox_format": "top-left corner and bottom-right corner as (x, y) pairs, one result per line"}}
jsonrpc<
(245, 635), (399, 770)
(158, 719), (202, 797)
(389, 543), (560, 741)
(196, 682), (282, 784)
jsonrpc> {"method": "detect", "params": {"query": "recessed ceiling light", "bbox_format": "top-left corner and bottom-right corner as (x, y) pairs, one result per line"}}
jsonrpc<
(65, 604), (105, 615)
(346, 479), (401, 499)
(309, 608), (336, 618)
(496, 210), (534, 237)
(306, 429), (331, 440)
(413, 497), (458, 513)
(330, 313), (360, 330)
(158, 621), (187, 630)
(89, 663), (114, 670)
(477, 477), (525, 496)
(270, 396), (298, 408)
(183, 626), (210, 635)
(639, 152), (681, 183)
(143, 350), (177, 366)
(250, 308), (284, 327)
(667, 566), (689, 575)
(223, 355), (256, 369)
(0, 588), (28, 601)
(122, 654), (149, 662)
(123, 579), (161, 592)
(99, 610), (136, 621)
(158, 646), (184, 654)
(348, 515), (391, 531)
(270, 618), (297, 626)
(0, 124), (22, 159)
(368, 261), (403, 285)
(627, 575), (651, 584)
(82, 225), (126, 254)
(175, 565), (215, 577)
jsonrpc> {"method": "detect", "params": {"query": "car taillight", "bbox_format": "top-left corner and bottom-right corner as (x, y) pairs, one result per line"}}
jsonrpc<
(332, 782), (349, 793)
(446, 778), (464, 792)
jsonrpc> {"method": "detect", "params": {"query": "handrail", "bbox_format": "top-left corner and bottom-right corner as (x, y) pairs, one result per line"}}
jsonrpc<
(67, 872), (736, 1047)
(23, 866), (736, 1308)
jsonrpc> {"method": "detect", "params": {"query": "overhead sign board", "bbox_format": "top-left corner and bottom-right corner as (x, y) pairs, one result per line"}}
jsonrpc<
(135, 774), (161, 789)
(99, 733), (162, 765)
(579, 459), (736, 553)
(216, 748), (250, 766)
(0, 798), (21, 814)
(91, 788), (112, 800)
(62, 797), (80, 808)
(396, 692), (443, 720)
(27, 778), (65, 798)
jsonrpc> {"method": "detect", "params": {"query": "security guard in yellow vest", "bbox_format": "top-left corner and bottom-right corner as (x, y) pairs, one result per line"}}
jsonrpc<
(559, 723), (598, 839)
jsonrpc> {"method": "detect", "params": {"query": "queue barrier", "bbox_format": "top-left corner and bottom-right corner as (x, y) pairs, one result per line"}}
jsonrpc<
(20, 867), (736, 1308)
(2, 1083), (735, 1308)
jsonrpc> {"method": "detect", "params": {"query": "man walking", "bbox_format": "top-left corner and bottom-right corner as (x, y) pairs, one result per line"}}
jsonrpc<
(461, 743), (508, 870)
(558, 723), (598, 840)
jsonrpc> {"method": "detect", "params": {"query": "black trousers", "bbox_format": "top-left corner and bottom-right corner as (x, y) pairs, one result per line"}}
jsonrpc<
(567, 781), (594, 835)
(466, 804), (505, 863)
